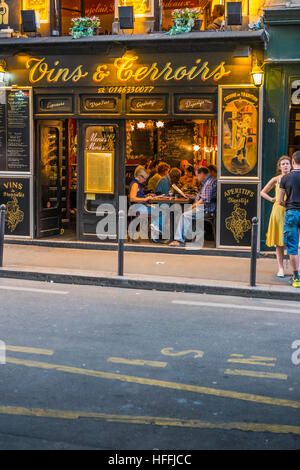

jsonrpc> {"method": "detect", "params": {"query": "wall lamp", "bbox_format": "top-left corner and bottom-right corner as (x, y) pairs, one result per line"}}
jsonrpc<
(251, 58), (264, 87)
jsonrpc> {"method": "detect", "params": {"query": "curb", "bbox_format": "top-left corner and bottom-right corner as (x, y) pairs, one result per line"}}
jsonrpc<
(4, 239), (260, 258)
(0, 268), (299, 301)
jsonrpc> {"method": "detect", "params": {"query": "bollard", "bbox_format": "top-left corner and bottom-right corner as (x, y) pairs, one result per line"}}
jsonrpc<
(118, 209), (126, 276)
(250, 217), (259, 287)
(0, 204), (6, 268)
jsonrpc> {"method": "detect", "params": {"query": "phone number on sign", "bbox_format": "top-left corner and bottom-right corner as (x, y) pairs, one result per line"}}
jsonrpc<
(98, 86), (154, 94)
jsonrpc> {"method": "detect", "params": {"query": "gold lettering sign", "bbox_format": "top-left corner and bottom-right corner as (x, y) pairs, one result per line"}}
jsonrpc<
(2, 181), (25, 232)
(25, 55), (231, 85)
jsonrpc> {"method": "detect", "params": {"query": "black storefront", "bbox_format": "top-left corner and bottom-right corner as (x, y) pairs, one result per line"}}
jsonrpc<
(0, 32), (265, 249)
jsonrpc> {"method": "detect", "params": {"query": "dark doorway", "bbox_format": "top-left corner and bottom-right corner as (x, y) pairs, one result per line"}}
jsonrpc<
(36, 119), (78, 238)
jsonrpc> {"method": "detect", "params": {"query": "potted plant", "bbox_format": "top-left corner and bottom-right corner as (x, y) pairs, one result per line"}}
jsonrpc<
(70, 16), (101, 39)
(168, 8), (203, 35)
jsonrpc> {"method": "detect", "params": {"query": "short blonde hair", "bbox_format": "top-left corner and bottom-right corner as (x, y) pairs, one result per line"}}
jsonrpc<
(135, 167), (149, 179)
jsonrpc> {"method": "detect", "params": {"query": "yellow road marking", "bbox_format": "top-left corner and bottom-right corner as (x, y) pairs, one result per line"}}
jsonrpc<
(161, 348), (204, 358)
(224, 369), (288, 381)
(5, 345), (54, 356)
(250, 356), (277, 361)
(0, 405), (300, 436)
(5, 356), (300, 409)
(228, 358), (276, 367)
(107, 357), (167, 368)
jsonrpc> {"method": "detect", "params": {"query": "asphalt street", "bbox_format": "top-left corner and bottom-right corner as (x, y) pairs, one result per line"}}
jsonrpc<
(0, 277), (300, 452)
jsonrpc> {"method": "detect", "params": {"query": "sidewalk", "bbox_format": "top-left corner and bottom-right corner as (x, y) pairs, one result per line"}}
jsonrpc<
(1, 242), (299, 300)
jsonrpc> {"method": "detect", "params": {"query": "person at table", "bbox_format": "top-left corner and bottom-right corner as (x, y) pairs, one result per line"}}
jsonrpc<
(179, 159), (190, 176)
(147, 162), (170, 193)
(134, 155), (152, 178)
(129, 167), (161, 242)
(179, 165), (198, 194)
(169, 166), (217, 246)
(155, 167), (181, 195)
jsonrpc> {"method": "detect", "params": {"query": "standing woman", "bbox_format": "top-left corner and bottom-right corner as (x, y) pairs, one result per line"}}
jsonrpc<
(261, 155), (292, 277)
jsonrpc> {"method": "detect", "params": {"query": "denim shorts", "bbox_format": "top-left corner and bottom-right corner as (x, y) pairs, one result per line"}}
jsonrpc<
(284, 210), (300, 255)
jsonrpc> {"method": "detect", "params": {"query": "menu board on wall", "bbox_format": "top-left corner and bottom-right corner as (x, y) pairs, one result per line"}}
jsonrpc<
(130, 129), (153, 157)
(0, 89), (31, 173)
(218, 182), (258, 248)
(159, 121), (194, 167)
(84, 151), (114, 194)
(0, 177), (31, 236)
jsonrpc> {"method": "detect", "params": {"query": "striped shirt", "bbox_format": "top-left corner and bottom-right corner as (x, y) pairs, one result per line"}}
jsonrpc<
(195, 176), (217, 213)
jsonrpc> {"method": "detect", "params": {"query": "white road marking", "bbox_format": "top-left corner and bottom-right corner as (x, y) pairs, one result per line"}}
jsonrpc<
(172, 300), (300, 314)
(0, 285), (68, 295)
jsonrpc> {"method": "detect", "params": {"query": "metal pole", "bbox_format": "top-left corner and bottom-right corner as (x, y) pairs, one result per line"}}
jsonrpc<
(118, 209), (125, 276)
(0, 204), (6, 268)
(250, 217), (258, 287)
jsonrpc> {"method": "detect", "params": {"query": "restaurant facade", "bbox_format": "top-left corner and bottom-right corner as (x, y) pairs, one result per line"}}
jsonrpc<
(0, 3), (267, 251)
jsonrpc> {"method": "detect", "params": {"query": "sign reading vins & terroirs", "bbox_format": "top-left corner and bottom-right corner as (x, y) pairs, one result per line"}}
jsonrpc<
(0, 89), (31, 172)
(0, 177), (31, 236)
(219, 182), (258, 247)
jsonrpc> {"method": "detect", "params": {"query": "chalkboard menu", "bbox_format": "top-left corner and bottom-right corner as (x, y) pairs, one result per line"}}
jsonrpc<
(159, 120), (194, 167)
(218, 182), (258, 247)
(0, 177), (31, 236)
(0, 89), (31, 173)
(130, 129), (153, 157)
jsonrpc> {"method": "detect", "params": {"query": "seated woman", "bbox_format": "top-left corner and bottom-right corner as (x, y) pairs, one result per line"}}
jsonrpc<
(147, 162), (170, 193)
(129, 167), (160, 242)
(155, 167), (181, 195)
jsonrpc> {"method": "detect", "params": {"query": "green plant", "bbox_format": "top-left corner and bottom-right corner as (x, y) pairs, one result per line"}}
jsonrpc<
(70, 16), (101, 39)
(168, 8), (202, 35)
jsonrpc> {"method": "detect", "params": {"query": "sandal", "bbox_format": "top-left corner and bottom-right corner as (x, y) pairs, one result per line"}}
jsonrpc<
(169, 240), (185, 247)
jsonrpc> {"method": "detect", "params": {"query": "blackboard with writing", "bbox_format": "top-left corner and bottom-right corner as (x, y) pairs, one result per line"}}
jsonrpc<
(130, 129), (153, 157)
(160, 121), (194, 167)
(0, 89), (31, 172)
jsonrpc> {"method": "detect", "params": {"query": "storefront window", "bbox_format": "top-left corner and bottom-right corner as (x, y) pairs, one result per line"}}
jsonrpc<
(125, 118), (217, 195)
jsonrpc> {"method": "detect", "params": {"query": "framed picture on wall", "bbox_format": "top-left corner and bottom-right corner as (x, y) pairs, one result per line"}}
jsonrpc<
(218, 86), (262, 180)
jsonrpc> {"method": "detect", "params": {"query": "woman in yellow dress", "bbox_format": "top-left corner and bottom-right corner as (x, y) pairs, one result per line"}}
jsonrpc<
(261, 155), (292, 277)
